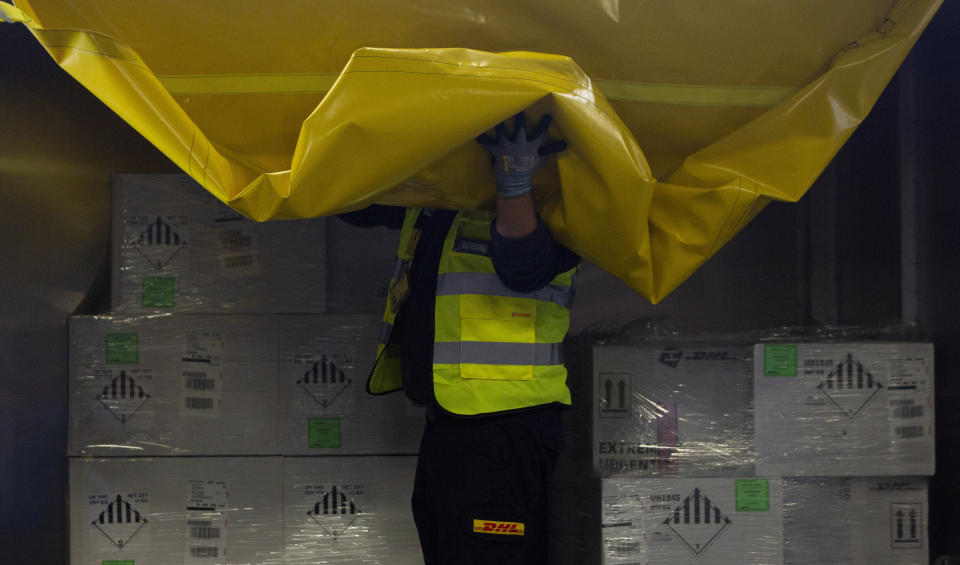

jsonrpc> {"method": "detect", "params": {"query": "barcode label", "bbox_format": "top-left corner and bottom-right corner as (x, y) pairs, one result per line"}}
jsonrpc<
(894, 405), (924, 419)
(190, 546), (219, 558)
(607, 541), (641, 555)
(185, 377), (217, 391)
(185, 397), (215, 410)
(222, 255), (257, 269)
(896, 425), (924, 438)
(189, 525), (221, 539)
(218, 230), (253, 250)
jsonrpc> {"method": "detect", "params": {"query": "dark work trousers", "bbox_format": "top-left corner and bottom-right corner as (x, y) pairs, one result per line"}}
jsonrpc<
(412, 407), (563, 565)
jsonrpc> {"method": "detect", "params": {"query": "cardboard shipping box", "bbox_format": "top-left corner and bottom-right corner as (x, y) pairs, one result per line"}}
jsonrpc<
(593, 344), (754, 477)
(112, 173), (326, 314)
(69, 315), (279, 456)
(278, 315), (424, 455)
(283, 456), (423, 564)
(69, 457), (284, 565)
(784, 476), (929, 565)
(70, 314), (422, 456)
(601, 477), (784, 565)
(754, 342), (935, 476)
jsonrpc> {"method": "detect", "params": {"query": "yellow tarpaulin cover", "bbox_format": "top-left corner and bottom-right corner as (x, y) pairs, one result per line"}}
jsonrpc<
(1, 0), (941, 302)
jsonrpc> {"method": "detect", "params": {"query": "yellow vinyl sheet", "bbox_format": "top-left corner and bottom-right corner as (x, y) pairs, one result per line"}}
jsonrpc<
(1, 0), (942, 302)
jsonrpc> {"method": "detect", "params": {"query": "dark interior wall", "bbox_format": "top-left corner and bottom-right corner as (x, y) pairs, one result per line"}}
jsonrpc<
(909, 1), (960, 557)
(833, 78), (903, 326)
(0, 19), (177, 565)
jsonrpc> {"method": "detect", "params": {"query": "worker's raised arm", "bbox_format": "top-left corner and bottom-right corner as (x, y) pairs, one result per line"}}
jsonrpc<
(478, 113), (578, 292)
(478, 112), (566, 238)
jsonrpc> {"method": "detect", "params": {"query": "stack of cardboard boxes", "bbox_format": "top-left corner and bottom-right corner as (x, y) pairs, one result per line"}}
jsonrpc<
(68, 174), (936, 564)
(68, 174), (424, 563)
(552, 340), (934, 564)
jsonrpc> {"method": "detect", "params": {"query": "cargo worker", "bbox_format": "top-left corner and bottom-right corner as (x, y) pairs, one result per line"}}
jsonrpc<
(339, 112), (578, 565)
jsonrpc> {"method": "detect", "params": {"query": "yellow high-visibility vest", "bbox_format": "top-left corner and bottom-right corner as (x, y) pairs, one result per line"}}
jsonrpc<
(368, 208), (577, 416)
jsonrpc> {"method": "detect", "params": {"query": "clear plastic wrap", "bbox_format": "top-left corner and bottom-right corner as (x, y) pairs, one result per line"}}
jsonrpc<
(581, 331), (934, 478)
(277, 315), (424, 455)
(601, 478), (784, 564)
(69, 456), (427, 564)
(111, 174), (327, 314)
(754, 342), (935, 476)
(68, 314), (423, 456)
(592, 343), (754, 477)
(282, 456), (423, 564)
(783, 477), (929, 565)
(550, 475), (930, 565)
(550, 323), (935, 565)
(69, 457), (285, 565)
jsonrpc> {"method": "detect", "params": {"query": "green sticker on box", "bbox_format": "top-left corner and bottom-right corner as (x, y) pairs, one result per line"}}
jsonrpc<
(763, 344), (797, 376)
(308, 418), (342, 448)
(102, 561), (135, 565)
(142, 277), (175, 308)
(735, 479), (770, 511)
(106, 333), (138, 364)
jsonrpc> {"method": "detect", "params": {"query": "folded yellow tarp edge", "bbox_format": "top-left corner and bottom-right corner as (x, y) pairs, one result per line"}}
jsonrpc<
(154, 73), (798, 107)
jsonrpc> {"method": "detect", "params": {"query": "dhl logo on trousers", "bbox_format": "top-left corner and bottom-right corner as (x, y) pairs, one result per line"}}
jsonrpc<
(473, 519), (525, 536)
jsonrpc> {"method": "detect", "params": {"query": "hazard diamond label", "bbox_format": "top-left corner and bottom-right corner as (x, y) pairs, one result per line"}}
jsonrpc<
(91, 494), (149, 550)
(129, 215), (188, 271)
(663, 488), (732, 556)
(297, 353), (353, 409)
(306, 485), (362, 537)
(96, 370), (151, 425)
(816, 353), (884, 420)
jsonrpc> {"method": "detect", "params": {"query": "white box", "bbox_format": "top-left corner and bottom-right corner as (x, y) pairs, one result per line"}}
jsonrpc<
(283, 456), (423, 564)
(69, 457), (284, 565)
(593, 344), (754, 477)
(754, 342), (935, 476)
(68, 315), (280, 456)
(279, 315), (425, 454)
(111, 173), (326, 313)
(601, 478), (783, 565)
(784, 477), (929, 565)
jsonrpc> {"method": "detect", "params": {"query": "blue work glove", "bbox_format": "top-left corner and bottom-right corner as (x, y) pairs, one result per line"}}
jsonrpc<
(476, 113), (567, 198)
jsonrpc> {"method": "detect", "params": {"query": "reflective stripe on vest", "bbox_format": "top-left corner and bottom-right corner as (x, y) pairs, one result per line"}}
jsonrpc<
(433, 342), (564, 366)
(436, 272), (576, 309)
(367, 208), (576, 415)
(433, 210), (575, 415)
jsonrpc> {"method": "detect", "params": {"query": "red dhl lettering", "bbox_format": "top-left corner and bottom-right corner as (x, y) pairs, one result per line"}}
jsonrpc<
(473, 519), (525, 536)
(511, 312), (532, 318)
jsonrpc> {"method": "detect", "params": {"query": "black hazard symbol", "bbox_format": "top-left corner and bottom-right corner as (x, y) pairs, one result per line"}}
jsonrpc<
(96, 370), (151, 424)
(817, 353), (883, 420)
(599, 372), (630, 419)
(663, 488), (731, 556)
(297, 354), (352, 409)
(91, 494), (149, 550)
(891, 503), (923, 549)
(307, 485), (362, 537)
(130, 216), (188, 271)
